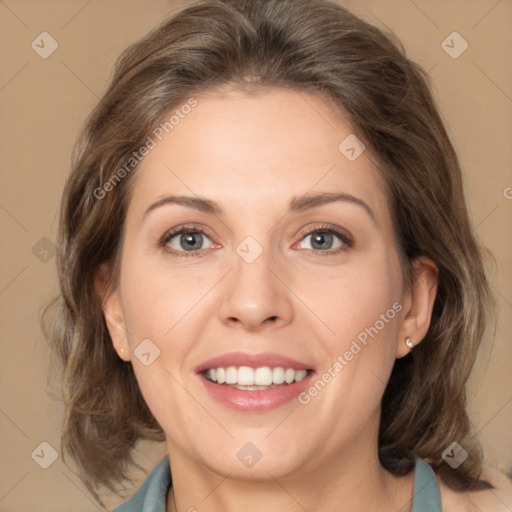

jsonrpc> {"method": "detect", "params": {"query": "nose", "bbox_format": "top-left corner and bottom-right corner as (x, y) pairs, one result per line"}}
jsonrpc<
(218, 247), (294, 332)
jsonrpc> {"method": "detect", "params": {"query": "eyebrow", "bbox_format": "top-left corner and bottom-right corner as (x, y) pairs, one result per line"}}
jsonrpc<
(289, 192), (376, 223)
(143, 192), (376, 224)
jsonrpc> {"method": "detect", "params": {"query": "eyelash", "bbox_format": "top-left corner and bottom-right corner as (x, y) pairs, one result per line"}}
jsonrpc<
(158, 223), (353, 257)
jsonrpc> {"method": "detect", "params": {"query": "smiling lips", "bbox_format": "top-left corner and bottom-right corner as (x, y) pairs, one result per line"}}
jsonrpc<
(196, 352), (315, 411)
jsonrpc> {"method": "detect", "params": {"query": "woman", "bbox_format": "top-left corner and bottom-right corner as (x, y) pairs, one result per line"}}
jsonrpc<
(48, 0), (512, 510)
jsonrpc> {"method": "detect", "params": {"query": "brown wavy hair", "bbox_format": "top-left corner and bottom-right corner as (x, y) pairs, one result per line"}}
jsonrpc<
(45, 0), (497, 502)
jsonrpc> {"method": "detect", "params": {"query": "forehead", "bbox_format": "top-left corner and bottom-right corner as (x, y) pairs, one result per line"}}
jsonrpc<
(127, 87), (390, 223)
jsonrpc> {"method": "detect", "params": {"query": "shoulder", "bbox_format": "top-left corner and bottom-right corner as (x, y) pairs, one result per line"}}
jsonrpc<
(437, 466), (512, 512)
(111, 456), (171, 512)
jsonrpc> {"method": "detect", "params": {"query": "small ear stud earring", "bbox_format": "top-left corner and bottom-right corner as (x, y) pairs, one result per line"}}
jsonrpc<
(405, 337), (414, 349)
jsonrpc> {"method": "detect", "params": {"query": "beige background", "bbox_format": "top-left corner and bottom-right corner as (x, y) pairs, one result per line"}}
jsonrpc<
(0, 0), (511, 510)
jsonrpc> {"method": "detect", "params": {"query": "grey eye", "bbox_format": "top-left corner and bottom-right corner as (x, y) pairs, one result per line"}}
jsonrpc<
(298, 231), (343, 251)
(167, 231), (213, 252)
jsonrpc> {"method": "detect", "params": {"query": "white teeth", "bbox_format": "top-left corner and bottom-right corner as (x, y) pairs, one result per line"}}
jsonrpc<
(254, 367), (273, 386)
(204, 366), (310, 386)
(237, 366), (254, 386)
(272, 367), (285, 384)
(284, 368), (295, 384)
(294, 369), (307, 382)
(225, 366), (237, 384)
(233, 384), (275, 391)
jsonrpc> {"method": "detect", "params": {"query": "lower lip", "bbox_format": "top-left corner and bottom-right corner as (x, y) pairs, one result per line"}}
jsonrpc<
(199, 373), (314, 412)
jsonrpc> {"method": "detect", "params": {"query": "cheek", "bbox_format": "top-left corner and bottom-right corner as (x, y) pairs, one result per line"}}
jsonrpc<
(118, 258), (206, 441)
(297, 256), (403, 422)
(301, 253), (403, 356)
(120, 256), (206, 343)
(295, 261), (402, 428)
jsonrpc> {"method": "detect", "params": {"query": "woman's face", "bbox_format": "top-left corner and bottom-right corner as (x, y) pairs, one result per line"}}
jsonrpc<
(104, 87), (431, 481)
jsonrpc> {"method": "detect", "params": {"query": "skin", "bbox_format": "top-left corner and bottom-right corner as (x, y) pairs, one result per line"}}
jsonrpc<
(101, 86), (446, 512)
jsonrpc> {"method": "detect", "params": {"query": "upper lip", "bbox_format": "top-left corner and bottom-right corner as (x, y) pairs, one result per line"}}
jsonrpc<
(195, 351), (314, 373)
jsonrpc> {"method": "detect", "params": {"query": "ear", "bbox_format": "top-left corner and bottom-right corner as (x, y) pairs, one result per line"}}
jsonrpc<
(396, 256), (439, 358)
(94, 265), (130, 362)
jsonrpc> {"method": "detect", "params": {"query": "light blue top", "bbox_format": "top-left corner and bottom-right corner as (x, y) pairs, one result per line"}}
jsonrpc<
(112, 455), (442, 511)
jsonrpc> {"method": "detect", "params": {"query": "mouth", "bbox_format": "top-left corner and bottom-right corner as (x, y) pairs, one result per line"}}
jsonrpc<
(196, 352), (315, 411)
